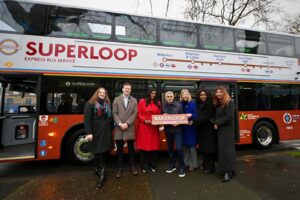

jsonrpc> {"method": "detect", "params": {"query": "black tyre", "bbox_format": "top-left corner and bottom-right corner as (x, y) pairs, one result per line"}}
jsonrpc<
(65, 129), (94, 164)
(252, 121), (276, 149)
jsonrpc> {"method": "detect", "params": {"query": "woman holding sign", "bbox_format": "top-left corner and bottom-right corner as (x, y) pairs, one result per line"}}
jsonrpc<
(136, 89), (161, 173)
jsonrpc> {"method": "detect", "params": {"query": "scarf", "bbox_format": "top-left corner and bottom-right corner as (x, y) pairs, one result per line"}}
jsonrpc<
(95, 101), (111, 118)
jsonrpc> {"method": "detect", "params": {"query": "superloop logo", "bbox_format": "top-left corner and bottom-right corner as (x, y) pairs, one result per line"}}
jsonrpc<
(0, 39), (21, 55)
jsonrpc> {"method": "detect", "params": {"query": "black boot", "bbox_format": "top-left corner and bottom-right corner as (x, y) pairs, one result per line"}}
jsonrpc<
(221, 172), (232, 182)
(94, 168), (99, 176)
(97, 167), (106, 188)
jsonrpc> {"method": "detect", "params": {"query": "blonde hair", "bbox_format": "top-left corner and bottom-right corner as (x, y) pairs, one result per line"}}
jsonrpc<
(180, 89), (192, 102)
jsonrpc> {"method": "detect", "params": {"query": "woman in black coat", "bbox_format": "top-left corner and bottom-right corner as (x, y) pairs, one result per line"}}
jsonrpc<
(84, 87), (112, 188)
(194, 89), (217, 173)
(213, 86), (236, 182)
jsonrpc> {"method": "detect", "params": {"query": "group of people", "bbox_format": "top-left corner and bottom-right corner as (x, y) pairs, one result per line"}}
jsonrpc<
(83, 83), (236, 189)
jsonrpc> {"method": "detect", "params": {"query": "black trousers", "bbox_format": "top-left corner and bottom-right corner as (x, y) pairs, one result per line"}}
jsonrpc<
(94, 153), (106, 170)
(116, 139), (135, 168)
(139, 150), (158, 169)
(202, 153), (216, 171)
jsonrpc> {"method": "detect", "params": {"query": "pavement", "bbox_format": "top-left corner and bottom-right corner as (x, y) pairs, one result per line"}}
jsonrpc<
(0, 144), (300, 200)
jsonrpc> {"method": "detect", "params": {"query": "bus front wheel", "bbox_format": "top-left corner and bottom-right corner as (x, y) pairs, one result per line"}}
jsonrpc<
(252, 121), (275, 149)
(65, 129), (94, 164)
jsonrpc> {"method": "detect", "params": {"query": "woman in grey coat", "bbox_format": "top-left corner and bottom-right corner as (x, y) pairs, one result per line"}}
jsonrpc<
(84, 87), (112, 188)
(213, 86), (236, 182)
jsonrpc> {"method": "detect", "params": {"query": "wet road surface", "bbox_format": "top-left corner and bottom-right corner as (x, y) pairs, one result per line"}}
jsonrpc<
(0, 141), (300, 200)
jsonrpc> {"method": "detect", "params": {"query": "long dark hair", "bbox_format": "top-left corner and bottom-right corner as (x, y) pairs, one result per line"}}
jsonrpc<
(88, 87), (111, 105)
(195, 88), (212, 106)
(145, 89), (160, 108)
(213, 86), (231, 108)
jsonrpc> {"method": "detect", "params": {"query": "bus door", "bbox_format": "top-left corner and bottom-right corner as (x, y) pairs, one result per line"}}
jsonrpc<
(0, 75), (38, 161)
(160, 80), (198, 150)
(199, 81), (239, 141)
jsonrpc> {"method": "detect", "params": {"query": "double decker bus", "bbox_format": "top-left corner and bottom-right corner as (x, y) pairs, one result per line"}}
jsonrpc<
(0, 0), (299, 164)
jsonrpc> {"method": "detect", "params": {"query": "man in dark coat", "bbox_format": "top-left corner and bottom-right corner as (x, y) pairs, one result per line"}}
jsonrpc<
(162, 91), (186, 178)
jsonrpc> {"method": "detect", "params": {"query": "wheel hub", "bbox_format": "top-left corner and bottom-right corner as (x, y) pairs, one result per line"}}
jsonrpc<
(257, 126), (272, 146)
(73, 135), (94, 162)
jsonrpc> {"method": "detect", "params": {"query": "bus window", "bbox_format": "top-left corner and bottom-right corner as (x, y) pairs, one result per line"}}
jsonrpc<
(4, 83), (36, 114)
(0, 1), (47, 35)
(199, 82), (236, 102)
(48, 7), (112, 40)
(160, 20), (197, 48)
(267, 35), (295, 57)
(115, 15), (156, 44)
(295, 38), (300, 57)
(270, 84), (299, 110)
(161, 80), (198, 104)
(235, 30), (266, 54)
(238, 83), (270, 111)
(41, 76), (112, 114)
(199, 25), (234, 51)
(113, 79), (157, 101)
(0, 82), (4, 114)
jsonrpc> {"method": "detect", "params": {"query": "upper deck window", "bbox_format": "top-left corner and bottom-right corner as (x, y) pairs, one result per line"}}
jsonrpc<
(295, 38), (300, 56)
(115, 15), (156, 44)
(159, 20), (197, 48)
(0, 1), (46, 35)
(48, 7), (112, 40)
(235, 30), (266, 54)
(267, 35), (294, 57)
(199, 25), (234, 51)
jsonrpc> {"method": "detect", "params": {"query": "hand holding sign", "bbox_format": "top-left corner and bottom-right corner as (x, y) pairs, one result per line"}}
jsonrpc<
(151, 114), (190, 125)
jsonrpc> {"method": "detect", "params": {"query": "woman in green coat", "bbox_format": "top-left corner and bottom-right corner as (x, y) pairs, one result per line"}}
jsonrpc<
(84, 87), (112, 188)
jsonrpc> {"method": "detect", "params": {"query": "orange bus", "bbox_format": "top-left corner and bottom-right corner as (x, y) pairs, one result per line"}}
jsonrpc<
(0, 0), (299, 164)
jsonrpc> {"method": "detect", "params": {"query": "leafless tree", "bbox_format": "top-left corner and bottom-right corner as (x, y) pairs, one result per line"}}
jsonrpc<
(165, 0), (171, 16)
(280, 14), (300, 34)
(134, 0), (172, 16)
(148, 0), (153, 15)
(184, 0), (279, 27)
(184, 0), (216, 21)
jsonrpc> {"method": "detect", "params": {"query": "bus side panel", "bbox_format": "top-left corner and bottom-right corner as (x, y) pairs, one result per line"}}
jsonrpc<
(36, 115), (84, 160)
(36, 115), (168, 160)
(238, 110), (300, 145)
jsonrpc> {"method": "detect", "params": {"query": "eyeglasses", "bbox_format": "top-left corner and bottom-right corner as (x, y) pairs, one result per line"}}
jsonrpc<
(166, 96), (173, 98)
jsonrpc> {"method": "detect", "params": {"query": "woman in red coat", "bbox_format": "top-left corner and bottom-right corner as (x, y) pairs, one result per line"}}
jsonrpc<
(136, 89), (161, 173)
